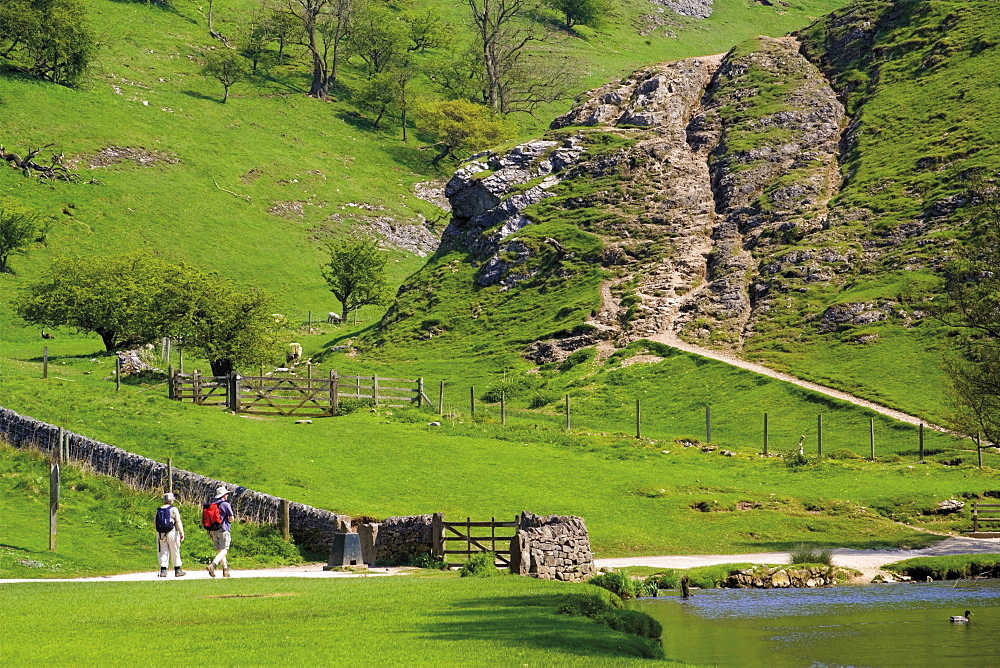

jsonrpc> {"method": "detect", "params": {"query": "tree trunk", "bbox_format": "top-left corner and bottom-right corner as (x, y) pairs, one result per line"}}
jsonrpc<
(210, 359), (234, 377)
(98, 330), (118, 352)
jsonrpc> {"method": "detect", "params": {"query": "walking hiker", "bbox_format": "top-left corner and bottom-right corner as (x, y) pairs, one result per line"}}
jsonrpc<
(204, 486), (236, 578)
(155, 493), (186, 577)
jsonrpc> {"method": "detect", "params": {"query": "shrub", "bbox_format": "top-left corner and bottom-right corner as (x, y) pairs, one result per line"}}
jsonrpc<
(459, 551), (499, 577)
(560, 590), (663, 659)
(410, 553), (447, 570)
(827, 448), (861, 460)
(595, 608), (662, 640)
(559, 588), (622, 616)
(588, 570), (635, 598)
(336, 398), (375, 415)
(790, 544), (833, 565)
(559, 347), (594, 371)
(785, 453), (811, 468)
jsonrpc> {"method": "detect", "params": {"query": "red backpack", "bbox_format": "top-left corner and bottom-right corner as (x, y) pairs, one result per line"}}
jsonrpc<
(201, 501), (223, 531)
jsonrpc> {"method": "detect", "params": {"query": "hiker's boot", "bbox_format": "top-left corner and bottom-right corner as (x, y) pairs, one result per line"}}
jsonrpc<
(207, 563), (216, 578)
(222, 568), (231, 578)
(158, 567), (167, 578)
(175, 567), (187, 577)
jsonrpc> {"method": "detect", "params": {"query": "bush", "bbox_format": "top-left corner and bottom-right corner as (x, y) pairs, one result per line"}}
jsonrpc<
(827, 448), (861, 460)
(785, 453), (811, 468)
(790, 544), (833, 565)
(410, 553), (447, 570)
(595, 608), (662, 640)
(559, 347), (594, 371)
(588, 570), (635, 598)
(459, 551), (499, 577)
(559, 588), (622, 616)
(336, 398), (375, 415)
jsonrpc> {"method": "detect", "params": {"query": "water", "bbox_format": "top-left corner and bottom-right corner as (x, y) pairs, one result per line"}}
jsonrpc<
(630, 582), (1000, 667)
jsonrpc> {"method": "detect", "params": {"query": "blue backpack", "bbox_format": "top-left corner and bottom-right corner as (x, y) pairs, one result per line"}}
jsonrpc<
(155, 506), (175, 534)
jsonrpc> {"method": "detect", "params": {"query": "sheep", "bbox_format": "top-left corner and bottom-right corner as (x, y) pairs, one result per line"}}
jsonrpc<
(286, 342), (302, 365)
(327, 311), (342, 324)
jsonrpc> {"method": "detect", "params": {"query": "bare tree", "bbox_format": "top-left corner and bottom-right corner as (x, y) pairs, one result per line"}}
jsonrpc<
(285, 0), (353, 98)
(466, 0), (574, 114)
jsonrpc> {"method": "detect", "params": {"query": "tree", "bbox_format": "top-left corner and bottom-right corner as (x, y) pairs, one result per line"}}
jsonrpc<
(285, 0), (353, 98)
(346, 2), (407, 76)
(321, 239), (390, 320)
(543, 0), (608, 31)
(466, 0), (574, 114)
(169, 275), (284, 377)
(405, 8), (451, 53)
(0, 198), (50, 273)
(201, 49), (248, 103)
(419, 99), (514, 165)
(934, 182), (1000, 447)
(0, 0), (95, 85)
(13, 252), (187, 351)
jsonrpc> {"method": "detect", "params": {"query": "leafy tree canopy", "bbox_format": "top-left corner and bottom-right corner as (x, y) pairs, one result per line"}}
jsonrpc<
(321, 238), (390, 321)
(0, 197), (50, 273)
(0, 0), (95, 85)
(418, 99), (514, 165)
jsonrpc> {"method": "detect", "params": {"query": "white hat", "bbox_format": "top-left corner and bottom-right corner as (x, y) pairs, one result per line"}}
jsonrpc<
(216, 486), (230, 498)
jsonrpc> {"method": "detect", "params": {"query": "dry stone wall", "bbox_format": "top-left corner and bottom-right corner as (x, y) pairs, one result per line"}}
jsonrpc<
(510, 512), (596, 582)
(0, 406), (349, 554)
(373, 514), (434, 565)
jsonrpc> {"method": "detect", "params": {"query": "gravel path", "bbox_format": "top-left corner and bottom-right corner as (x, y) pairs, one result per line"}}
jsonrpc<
(0, 564), (401, 584)
(595, 536), (1000, 580)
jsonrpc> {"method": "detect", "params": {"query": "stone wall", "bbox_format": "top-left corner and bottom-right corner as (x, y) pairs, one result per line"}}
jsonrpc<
(372, 514), (434, 565)
(0, 406), (349, 554)
(509, 512), (596, 582)
(727, 565), (843, 588)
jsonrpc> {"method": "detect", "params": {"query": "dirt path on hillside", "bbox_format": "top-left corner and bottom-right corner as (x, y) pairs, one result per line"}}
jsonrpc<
(595, 536), (1000, 581)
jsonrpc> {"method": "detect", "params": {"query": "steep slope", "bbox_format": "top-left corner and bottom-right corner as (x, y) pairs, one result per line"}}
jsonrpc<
(368, 0), (1000, 422)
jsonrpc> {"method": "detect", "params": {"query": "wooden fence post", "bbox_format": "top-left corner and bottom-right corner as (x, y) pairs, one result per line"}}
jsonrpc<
(763, 412), (769, 456)
(193, 370), (202, 404)
(565, 394), (571, 431)
(705, 404), (711, 443)
(330, 369), (339, 416)
(470, 387), (475, 416)
(432, 512), (444, 560)
(49, 460), (60, 552)
(501, 391), (506, 426)
(817, 414), (823, 457)
(178, 349), (184, 374)
(417, 378), (424, 407)
(228, 373), (242, 412)
(43, 346), (48, 379)
(919, 423), (924, 461)
(372, 375), (379, 404)
(280, 499), (291, 541)
(439, 381), (445, 416)
(168, 365), (174, 399)
(635, 398), (641, 440)
(869, 418), (875, 460)
(115, 356), (121, 391)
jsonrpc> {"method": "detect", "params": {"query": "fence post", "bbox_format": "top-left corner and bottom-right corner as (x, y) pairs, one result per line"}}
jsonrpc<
(705, 405), (711, 443)
(919, 423), (924, 461)
(470, 387), (475, 417)
(432, 512), (444, 560)
(565, 394), (571, 431)
(280, 499), (291, 541)
(417, 378), (424, 407)
(179, 349), (184, 374)
(49, 460), (60, 552)
(817, 414), (823, 457)
(372, 375), (379, 404)
(228, 373), (242, 412)
(43, 346), (48, 379)
(330, 370), (339, 416)
(56, 427), (63, 464)
(635, 398), (641, 439)
(193, 370), (202, 404)
(501, 391), (506, 426)
(115, 356), (121, 391)
(763, 412), (769, 456)
(869, 418), (875, 460)
(168, 365), (174, 399)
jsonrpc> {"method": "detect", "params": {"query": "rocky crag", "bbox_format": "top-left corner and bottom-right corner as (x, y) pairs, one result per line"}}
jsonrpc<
(442, 35), (847, 360)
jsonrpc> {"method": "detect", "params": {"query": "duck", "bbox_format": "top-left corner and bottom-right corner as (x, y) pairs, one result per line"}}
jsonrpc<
(950, 611), (971, 623)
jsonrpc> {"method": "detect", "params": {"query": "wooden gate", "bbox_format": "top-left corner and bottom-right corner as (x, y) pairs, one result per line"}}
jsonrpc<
(431, 512), (518, 566)
(972, 500), (1000, 533)
(171, 370), (430, 417)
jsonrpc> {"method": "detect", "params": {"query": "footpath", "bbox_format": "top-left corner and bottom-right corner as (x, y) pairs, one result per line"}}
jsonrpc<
(0, 564), (401, 584)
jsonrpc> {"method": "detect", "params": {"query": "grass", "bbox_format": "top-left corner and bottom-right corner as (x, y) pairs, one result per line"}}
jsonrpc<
(0, 574), (677, 665)
(885, 554), (1000, 581)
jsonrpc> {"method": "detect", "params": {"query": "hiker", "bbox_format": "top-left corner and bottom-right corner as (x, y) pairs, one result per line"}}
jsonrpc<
(205, 486), (236, 578)
(155, 492), (186, 578)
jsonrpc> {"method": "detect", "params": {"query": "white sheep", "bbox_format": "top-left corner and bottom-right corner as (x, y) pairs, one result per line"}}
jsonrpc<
(327, 311), (342, 324)
(286, 342), (302, 364)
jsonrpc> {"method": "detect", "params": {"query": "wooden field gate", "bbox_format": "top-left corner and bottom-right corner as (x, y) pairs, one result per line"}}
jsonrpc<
(431, 512), (518, 566)
(972, 500), (1000, 533)
(170, 370), (432, 417)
